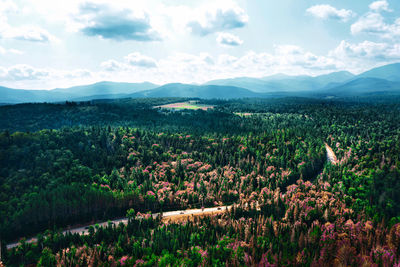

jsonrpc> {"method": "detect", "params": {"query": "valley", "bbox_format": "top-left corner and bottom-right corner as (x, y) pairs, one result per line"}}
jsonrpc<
(1, 97), (400, 266)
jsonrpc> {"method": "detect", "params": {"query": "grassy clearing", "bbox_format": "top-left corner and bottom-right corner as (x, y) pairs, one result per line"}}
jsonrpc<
(234, 112), (254, 117)
(154, 101), (214, 111)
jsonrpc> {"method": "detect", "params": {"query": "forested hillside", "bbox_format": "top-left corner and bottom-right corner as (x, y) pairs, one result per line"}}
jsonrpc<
(1, 97), (400, 266)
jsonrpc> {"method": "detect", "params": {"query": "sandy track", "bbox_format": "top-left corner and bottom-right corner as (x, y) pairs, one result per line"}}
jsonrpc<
(7, 205), (231, 250)
(325, 143), (338, 164)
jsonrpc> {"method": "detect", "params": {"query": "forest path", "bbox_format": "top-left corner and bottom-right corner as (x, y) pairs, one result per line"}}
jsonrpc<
(6, 205), (232, 250)
(325, 143), (338, 164)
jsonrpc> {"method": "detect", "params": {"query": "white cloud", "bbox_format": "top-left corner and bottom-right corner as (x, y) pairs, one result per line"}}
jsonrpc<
(351, 12), (400, 39)
(95, 47), (342, 86)
(1, 26), (58, 42)
(272, 45), (338, 70)
(274, 45), (303, 55)
(125, 52), (157, 68)
(306, 4), (355, 22)
(0, 64), (50, 81)
(100, 59), (126, 71)
(351, 1), (400, 39)
(0, 45), (23, 55)
(73, 1), (161, 41)
(369, 0), (392, 12)
(351, 12), (386, 35)
(2, 1), (399, 89)
(5, 39), (400, 89)
(100, 52), (158, 73)
(186, 1), (248, 36)
(62, 69), (92, 79)
(217, 54), (238, 65)
(327, 40), (400, 73)
(153, 53), (216, 82)
(0, 0), (58, 43)
(330, 40), (400, 61)
(216, 32), (243, 46)
(0, 64), (95, 90)
(0, 0), (17, 14)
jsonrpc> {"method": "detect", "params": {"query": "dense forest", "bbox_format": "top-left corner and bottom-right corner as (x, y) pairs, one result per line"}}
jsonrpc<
(1, 97), (400, 266)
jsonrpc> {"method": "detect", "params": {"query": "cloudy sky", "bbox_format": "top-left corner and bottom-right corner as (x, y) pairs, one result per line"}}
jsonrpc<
(1, 0), (400, 89)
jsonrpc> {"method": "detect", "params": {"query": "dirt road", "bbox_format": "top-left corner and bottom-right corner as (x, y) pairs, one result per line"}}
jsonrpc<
(325, 142), (338, 164)
(7, 205), (231, 250)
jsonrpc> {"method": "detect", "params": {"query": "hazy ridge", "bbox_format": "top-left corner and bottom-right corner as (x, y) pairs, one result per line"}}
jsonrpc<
(1, 63), (400, 103)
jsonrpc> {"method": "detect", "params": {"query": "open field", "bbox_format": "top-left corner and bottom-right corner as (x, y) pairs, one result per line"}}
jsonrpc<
(154, 101), (214, 110)
(234, 112), (254, 117)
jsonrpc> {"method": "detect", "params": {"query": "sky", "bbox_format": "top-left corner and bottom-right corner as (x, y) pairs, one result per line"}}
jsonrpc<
(1, 0), (400, 89)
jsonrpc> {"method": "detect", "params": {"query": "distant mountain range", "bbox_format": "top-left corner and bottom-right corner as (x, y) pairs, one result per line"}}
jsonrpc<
(0, 81), (158, 104)
(204, 71), (355, 93)
(128, 84), (263, 99)
(1, 63), (400, 103)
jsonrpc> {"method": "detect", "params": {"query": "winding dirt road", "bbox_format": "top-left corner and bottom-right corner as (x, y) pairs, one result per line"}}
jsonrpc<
(7, 205), (231, 250)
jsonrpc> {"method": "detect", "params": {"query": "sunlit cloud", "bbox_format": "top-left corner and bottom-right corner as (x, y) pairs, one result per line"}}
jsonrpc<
(217, 32), (243, 47)
(186, 1), (248, 36)
(73, 1), (161, 41)
(307, 4), (355, 22)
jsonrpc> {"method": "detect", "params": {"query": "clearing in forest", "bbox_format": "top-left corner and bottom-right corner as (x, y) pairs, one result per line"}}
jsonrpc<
(162, 210), (226, 223)
(234, 112), (254, 117)
(154, 101), (214, 111)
